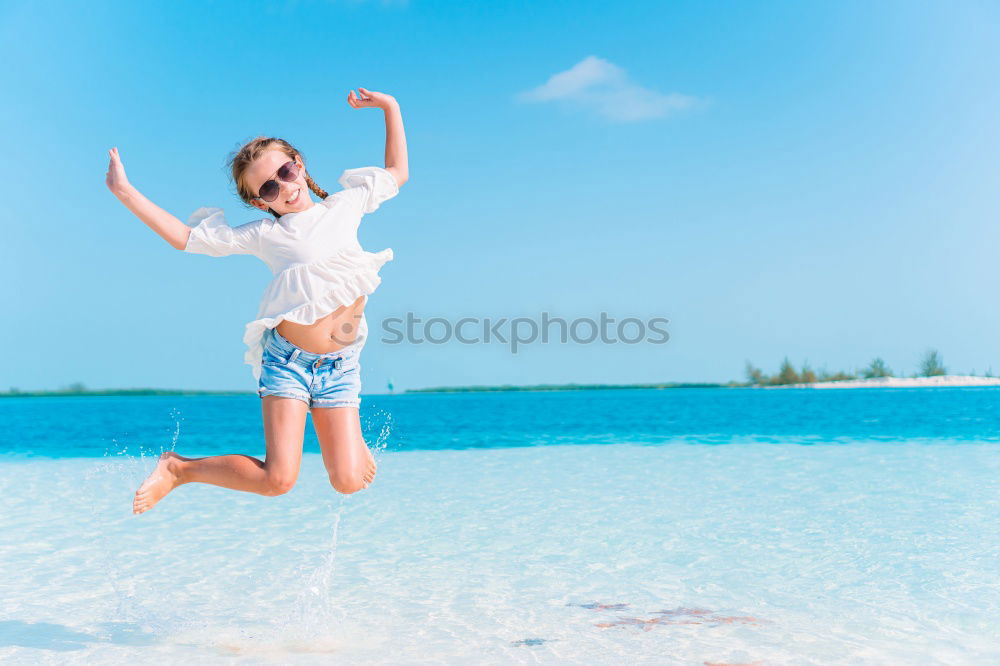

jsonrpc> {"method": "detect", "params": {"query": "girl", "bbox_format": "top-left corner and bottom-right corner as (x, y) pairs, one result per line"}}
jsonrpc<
(106, 87), (408, 514)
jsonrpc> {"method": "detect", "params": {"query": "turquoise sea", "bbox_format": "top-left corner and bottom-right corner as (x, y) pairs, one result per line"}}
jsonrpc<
(1, 388), (998, 664)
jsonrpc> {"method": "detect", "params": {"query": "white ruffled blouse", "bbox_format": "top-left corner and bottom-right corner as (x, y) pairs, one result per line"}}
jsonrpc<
(183, 165), (399, 382)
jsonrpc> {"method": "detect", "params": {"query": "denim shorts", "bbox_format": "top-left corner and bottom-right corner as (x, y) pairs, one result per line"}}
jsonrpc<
(257, 327), (363, 409)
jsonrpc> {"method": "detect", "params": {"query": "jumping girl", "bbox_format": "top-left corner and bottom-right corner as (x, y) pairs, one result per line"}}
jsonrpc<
(106, 88), (408, 514)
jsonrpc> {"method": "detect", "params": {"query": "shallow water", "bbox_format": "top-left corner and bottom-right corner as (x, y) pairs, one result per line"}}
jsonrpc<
(1, 389), (998, 663)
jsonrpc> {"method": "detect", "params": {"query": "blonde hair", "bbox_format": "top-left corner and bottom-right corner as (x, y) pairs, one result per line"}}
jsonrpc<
(228, 137), (328, 218)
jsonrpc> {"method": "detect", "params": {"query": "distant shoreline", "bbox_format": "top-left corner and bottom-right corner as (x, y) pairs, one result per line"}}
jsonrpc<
(2, 376), (998, 398)
(0, 382), (739, 398)
(0, 383), (730, 398)
(404, 377), (1000, 392)
(404, 382), (728, 393)
(766, 375), (1000, 389)
(0, 389), (252, 398)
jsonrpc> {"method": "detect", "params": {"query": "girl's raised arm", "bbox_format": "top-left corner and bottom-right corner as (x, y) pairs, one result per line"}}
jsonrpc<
(105, 147), (191, 250)
(347, 88), (409, 188)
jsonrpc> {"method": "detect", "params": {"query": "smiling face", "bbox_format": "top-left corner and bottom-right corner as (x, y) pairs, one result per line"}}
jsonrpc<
(244, 148), (315, 217)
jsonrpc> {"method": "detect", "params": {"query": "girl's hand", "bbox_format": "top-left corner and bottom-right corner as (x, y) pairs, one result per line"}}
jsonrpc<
(347, 87), (398, 111)
(105, 147), (131, 195)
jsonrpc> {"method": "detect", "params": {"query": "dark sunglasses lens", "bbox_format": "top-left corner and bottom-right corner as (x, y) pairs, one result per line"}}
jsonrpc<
(278, 161), (299, 181)
(259, 180), (280, 202)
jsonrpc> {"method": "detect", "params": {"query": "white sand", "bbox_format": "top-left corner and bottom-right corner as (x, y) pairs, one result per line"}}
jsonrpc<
(768, 375), (1000, 389)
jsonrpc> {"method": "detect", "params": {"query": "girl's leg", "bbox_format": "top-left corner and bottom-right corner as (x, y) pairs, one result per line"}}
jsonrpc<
(132, 396), (308, 514)
(311, 406), (377, 494)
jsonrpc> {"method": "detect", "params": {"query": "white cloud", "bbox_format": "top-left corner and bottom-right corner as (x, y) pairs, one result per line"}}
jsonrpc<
(516, 55), (698, 123)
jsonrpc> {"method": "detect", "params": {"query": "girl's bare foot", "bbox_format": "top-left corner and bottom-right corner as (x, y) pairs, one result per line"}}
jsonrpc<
(133, 452), (185, 514)
(362, 448), (377, 488)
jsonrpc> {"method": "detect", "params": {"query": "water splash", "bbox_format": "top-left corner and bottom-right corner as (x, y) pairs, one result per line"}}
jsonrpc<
(215, 500), (351, 655)
(165, 406), (182, 452)
(86, 408), (191, 636)
(284, 502), (346, 631)
(363, 408), (395, 458)
(85, 404), (390, 654)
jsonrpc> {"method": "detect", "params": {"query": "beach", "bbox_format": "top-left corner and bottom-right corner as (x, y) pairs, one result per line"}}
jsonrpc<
(1, 388), (998, 664)
(7, 0), (998, 661)
(771, 375), (1000, 390)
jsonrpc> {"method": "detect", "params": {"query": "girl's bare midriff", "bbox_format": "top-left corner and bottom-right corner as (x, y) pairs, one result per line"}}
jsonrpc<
(275, 295), (365, 354)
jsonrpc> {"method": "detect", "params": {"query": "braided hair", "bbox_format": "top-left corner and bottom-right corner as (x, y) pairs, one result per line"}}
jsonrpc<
(228, 136), (329, 219)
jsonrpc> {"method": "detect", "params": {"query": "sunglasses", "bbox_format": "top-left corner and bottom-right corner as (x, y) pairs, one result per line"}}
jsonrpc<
(253, 160), (301, 203)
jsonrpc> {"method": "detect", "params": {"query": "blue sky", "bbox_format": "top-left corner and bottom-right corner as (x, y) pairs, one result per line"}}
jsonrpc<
(1, 0), (998, 392)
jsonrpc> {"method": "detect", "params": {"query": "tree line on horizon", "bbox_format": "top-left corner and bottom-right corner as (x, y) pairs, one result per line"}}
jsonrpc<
(7, 349), (994, 395)
(741, 349), (984, 387)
